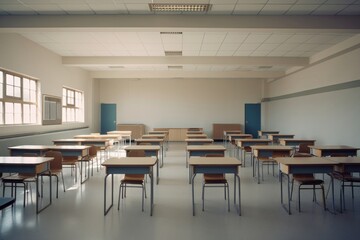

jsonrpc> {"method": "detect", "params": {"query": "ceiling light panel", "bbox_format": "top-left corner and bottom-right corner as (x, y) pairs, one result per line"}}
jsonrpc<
(149, 3), (211, 12)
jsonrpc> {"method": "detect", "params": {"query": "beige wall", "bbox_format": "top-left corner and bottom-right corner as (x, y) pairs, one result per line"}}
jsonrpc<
(263, 47), (360, 146)
(99, 78), (263, 137)
(0, 33), (96, 137)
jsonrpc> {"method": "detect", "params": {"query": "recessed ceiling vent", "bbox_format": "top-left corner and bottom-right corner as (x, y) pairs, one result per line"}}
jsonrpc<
(149, 3), (211, 12)
(258, 66), (272, 69)
(165, 51), (182, 56)
(168, 66), (183, 70)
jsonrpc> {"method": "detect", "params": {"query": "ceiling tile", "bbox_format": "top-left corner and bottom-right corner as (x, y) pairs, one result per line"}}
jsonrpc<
(243, 33), (270, 43)
(259, 4), (292, 15)
(125, 4), (150, 14)
(202, 32), (226, 43)
(138, 32), (162, 43)
(286, 4), (320, 15)
(337, 5), (360, 15)
(237, 43), (261, 51)
(311, 4), (347, 15)
(199, 51), (217, 56)
(233, 4), (264, 14)
(0, 4), (37, 14)
(210, 4), (235, 14)
(44, 32), (97, 43)
(219, 43), (239, 51)
(223, 32), (249, 43)
(57, 3), (94, 14)
(115, 32), (141, 43)
(257, 43), (280, 51)
(264, 34), (292, 43)
(216, 51), (235, 56)
(183, 32), (204, 43)
(285, 34), (314, 43)
(182, 43), (201, 51)
(182, 50), (200, 56)
(201, 43), (221, 51)
(90, 32), (120, 43)
(233, 50), (253, 56)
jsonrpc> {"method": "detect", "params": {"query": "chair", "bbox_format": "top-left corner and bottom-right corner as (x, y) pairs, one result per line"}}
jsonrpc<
(202, 153), (230, 212)
(327, 153), (360, 212)
(82, 145), (99, 177)
(118, 150), (147, 211)
(62, 155), (79, 183)
(43, 151), (66, 198)
(2, 153), (37, 207)
(290, 154), (326, 212)
(293, 143), (313, 157)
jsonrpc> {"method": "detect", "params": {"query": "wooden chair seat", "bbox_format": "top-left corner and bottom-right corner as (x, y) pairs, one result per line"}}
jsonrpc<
(204, 174), (227, 183)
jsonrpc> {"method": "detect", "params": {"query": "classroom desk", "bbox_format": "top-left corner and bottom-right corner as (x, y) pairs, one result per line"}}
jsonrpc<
(0, 156), (53, 214)
(258, 130), (279, 139)
(102, 157), (157, 216)
(268, 134), (294, 144)
(227, 134), (253, 156)
(251, 145), (293, 184)
(53, 138), (112, 147)
(279, 139), (316, 147)
(309, 145), (359, 157)
(275, 157), (336, 215)
(148, 131), (169, 150)
(8, 145), (49, 156)
(9, 145), (90, 184)
(47, 145), (91, 184)
(135, 138), (164, 167)
(188, 157), (241, 216)
(124, 145), (161, 184)
(107, 131), (132, 145)
(185, 138), (214, 145)
(186, 134), (208, 139)
(186, 145), (227, 167)
(141, 134), (166, 139)
(236, 139), (272, 166)
(223, 130), (242, 144)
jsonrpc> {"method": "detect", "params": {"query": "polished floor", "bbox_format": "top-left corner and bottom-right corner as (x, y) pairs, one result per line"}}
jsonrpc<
(1, 142), (360, 240)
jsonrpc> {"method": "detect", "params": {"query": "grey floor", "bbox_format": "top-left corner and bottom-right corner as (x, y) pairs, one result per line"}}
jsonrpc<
(1, 142), (360, 240)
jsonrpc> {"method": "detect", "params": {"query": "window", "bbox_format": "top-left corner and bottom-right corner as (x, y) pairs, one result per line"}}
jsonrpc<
(0, 69), (39, 125)
(62, 87), (84, 123)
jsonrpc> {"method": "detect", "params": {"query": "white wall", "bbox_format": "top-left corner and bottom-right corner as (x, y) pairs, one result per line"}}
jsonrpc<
(0, 33), (97, 154)
(263, 47), (360, 146)
(99, 78), (263, 137)
(0, 33), (97, 137)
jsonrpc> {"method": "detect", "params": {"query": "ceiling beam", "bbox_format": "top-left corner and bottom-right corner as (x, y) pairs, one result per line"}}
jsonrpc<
(1, 15), (360, 32)
(90, 70), (284, 79)
(63, 56), (308, 67)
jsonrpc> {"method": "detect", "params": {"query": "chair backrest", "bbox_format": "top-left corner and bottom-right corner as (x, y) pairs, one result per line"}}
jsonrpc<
(298, 143), (311, 154)
(205, 153), (224, 157)
(89, 145), (98, 157)
(127, 150), (146, 157)
(44, 150), (63, 170)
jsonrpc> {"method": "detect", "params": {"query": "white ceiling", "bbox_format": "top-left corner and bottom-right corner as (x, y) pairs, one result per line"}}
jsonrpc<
(0, 0), (360, 80)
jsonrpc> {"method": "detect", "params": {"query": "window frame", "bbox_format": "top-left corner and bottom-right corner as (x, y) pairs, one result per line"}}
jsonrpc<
(62, 86), (84, 123)
(0, 68), (39, 126)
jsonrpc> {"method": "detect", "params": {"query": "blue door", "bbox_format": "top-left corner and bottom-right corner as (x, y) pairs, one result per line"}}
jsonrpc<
(101, 103), (116, 134)
(245, 103), (261, 138)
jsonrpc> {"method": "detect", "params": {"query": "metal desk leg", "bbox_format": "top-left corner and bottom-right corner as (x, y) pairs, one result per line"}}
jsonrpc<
(191, 173), (197, 216)
(235, 174), (241, 216)
(150, 167), (154, 216)
(104, 174), (114, 216)
(36, 169), (52, 214)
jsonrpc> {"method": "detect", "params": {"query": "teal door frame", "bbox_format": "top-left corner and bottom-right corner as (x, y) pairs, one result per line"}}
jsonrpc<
(101, 103), (117, 134)
(245, 103), (261, 138)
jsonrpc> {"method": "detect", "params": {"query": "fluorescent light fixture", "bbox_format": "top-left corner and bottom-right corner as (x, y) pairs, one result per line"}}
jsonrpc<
(149, 3), (211, 12)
